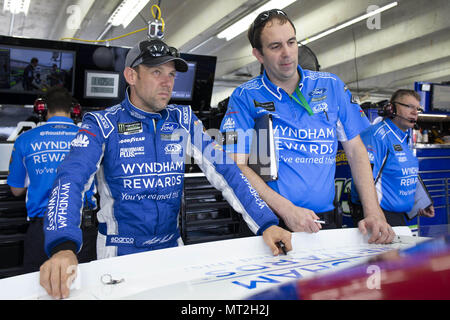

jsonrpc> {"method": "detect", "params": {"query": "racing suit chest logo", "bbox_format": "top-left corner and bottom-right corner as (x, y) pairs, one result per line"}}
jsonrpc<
(118, 122), (143, 135)
(253, 100), (275, 111)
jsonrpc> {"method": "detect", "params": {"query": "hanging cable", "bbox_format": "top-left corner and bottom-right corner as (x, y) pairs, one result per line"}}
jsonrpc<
(60, 4), (165, 43)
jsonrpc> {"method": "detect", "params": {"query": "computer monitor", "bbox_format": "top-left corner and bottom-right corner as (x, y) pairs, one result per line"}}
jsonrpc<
(171, 61), (197, 101)
(0, 45), (75, 95)
(431, 84), (450, 113)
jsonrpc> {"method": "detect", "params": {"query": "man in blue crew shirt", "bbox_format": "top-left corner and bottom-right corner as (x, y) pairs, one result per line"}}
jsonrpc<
(350, 89), (435, 226)
(220, 9), (395, 242)
(7, 86), (84, 273)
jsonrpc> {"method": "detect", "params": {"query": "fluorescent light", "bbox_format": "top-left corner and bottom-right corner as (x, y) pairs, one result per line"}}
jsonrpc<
(3, 0), (31, 15)
(299, 2), (398, 45)
(107, 0), (150, 28)
(217, 0), (297, 41)
(418, 114), (448, 118)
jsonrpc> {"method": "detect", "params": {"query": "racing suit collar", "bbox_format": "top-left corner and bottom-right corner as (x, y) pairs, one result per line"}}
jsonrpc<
(261, 65), (305, 100)
(46, 116), (74, 124)
(384, 118), (409, 143)
(123, 87), (167, 120)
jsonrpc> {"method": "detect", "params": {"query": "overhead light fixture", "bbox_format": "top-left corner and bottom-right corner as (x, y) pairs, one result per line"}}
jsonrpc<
(299, 1), (398, 45)
(418, 114), (448, 118)
(217, 0), (297, 41)
(107, 0), (150, 28)
(3, 0), (31, 15)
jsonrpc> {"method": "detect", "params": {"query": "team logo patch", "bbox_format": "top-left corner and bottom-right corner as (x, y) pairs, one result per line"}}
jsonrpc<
(118, 122), (143, 135)
(253, 100), (275, 111)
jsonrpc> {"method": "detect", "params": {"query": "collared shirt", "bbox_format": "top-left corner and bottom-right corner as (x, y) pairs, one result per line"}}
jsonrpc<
(7, 116), (79, 218)
(351, 118), (419, 213)
(220, 65), (370, 212)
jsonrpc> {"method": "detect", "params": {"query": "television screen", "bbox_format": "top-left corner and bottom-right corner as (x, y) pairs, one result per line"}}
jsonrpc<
(431, 84), (450, 113)
(171, 61), (196, 101)
(0, 45), (75, 95)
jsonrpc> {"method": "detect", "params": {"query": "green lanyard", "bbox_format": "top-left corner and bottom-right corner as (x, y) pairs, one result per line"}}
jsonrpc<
(290, 86), (314, 116)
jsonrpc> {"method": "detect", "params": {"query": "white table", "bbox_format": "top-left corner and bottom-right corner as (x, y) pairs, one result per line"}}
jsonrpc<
(0, 227), (420, 300)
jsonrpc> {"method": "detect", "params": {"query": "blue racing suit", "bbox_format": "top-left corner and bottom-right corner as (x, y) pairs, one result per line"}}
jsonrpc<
(350, 118), (419, 213)
(44, 90), (278, 259)
(220, 65), (370, 213)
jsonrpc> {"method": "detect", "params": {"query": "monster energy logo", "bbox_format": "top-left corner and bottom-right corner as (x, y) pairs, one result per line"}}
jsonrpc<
(118, 122), (143, 135)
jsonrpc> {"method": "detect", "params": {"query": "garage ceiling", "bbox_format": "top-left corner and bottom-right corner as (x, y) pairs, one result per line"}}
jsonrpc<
(1, 0), (449, 105)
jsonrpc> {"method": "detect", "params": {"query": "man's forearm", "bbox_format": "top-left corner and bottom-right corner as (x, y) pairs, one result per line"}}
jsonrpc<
(231, 153), (294, 218)
(10, 186), (26, 197)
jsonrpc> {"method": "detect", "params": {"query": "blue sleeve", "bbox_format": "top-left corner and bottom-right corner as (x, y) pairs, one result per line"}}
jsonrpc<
(7, 136), (27, 188)
(189, 107), (278, 235)
(360, 126), (387, 180)
(335, 77), (370, 141)
(219, 89), (255, 154)
(44, 114), (105, 256)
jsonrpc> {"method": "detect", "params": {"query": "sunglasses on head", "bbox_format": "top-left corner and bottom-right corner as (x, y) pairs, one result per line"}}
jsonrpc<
(130, 41), (180, 68)
(254, 9), (287, 28)
(249, 9), (288, 46)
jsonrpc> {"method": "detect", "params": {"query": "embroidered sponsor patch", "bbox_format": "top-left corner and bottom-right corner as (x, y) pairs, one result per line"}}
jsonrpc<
(119, 146), (145, 158)
(253, 100), (275, 111)
(309, 88), (327, 96)
(71, 134), (89, 147)
(164, 143), (182, 154)
(161, 122), (179, 133)
(118, 121), (143, 135)
(393, 144), (403, 151)
(222, 117), (236, 130)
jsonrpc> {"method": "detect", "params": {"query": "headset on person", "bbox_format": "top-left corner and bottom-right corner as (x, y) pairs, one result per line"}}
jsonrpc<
(33, 96), (82, 122)
(377, 99), (419, 130)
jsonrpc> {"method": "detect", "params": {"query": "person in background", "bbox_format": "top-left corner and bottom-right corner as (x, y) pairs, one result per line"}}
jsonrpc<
(219, 9), (395, 241)
(350, 89), (434, 226)
(7, 86), (91, 273)
(22, 57), (39, 91)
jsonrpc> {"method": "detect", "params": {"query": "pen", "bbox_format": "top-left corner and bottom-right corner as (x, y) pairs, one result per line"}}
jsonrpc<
(314, 220), (325, 224)
(277, 241), (287, 255)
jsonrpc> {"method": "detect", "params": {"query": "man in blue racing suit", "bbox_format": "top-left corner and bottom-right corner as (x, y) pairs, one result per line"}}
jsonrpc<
(39, 39), (292, 299)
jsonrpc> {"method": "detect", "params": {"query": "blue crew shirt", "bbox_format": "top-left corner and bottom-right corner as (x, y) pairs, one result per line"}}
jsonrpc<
(351, 118), (419, 213)
(7, 116), (79, 218)
(220, 65), (370, 213)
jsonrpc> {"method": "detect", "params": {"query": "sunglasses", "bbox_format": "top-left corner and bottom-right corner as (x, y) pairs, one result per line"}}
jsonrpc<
(254, 9), (287, 28)
(249, 9), (288, 47)
(130, 41), (180, 68)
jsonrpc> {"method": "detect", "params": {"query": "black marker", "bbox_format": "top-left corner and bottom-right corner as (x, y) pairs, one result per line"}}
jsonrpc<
(277, 241), (287, 255)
